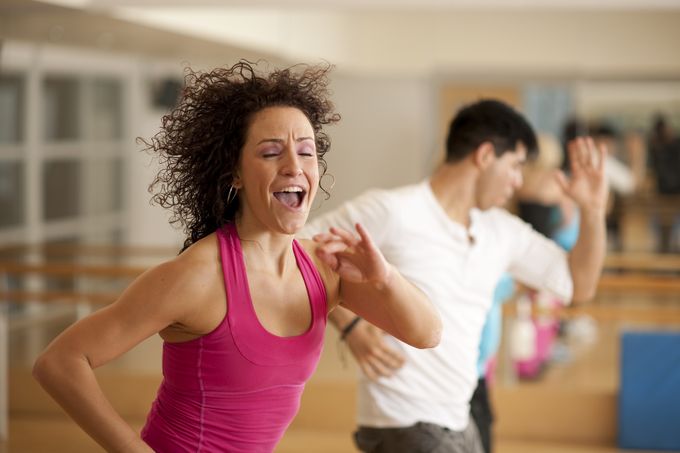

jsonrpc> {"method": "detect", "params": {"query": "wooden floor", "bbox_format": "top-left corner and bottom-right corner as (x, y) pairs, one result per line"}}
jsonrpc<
(3, 293), (679, 452)
(5, 420), (662, 453)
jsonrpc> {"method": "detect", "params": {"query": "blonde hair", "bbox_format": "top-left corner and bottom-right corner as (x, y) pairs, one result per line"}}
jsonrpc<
(532, 133), (562, 170)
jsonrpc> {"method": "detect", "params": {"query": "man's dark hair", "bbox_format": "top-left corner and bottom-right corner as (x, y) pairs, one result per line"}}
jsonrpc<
(445, 99), (538, 163)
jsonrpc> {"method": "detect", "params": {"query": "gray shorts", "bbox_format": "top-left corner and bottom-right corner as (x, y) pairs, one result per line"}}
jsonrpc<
(354, 420), (484, 453)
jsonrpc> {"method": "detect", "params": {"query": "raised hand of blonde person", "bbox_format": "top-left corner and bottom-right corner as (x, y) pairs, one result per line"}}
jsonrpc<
(556, 136), (609, 302)
(555, 136), (609, 212)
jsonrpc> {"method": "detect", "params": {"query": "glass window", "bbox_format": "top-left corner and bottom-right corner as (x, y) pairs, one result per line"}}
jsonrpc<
(43, 159), (81, 220)
(86, 157), (123, 214)
(149, 77), (183, 110)
(43, 76), (80, 141)
(0, 74), (24, 144)
(112, 157), (124, 211)
(92, 78), (123, 140)
(0, 160), (25, 227)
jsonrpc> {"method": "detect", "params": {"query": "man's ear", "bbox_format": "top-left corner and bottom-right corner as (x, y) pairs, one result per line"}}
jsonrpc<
(473, 142), (496, 169)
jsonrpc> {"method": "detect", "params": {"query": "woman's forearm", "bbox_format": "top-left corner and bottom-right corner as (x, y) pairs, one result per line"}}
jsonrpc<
(341, 265), (441, 349)
(33, 352), (152, 453)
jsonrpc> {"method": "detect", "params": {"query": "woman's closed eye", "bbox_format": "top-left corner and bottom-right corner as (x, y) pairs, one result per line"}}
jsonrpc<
(297, 144), (315, 157)
(261, 146), (282, 158)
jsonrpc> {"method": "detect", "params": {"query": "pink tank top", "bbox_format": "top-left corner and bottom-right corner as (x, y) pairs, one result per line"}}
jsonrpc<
(141, 223), (327, 452)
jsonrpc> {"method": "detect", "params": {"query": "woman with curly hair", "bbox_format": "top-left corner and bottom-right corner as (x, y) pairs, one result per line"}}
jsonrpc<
(32, 60), (441, 453)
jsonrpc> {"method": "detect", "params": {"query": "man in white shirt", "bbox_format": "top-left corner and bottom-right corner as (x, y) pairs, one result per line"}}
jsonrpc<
(302, 99), (608, 453)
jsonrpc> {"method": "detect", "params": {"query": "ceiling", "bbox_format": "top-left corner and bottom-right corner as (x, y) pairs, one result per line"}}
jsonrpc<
(36, 0), (680, 10)
(4, 0), (680, 78)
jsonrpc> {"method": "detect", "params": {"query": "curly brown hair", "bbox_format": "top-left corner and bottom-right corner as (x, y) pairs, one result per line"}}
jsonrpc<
(144, 60), (341, 251)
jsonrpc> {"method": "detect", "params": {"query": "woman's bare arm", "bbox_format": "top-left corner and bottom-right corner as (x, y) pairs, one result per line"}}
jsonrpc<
(33, 255), (217, 452)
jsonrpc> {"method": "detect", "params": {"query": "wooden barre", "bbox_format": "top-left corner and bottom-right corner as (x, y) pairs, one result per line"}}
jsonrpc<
(561, 305), (680, 324)
(604, 253), (680, 272)
(0, 243), (178, 258)
(0, 290), (118, 305)
(7, 289), (680, 325)
(504, 302), (680, 325)
(0, 262), (146, 278)
(597, 274), (680, 293)
(1, 246), (677, 272)
(1, 262), (677, 292)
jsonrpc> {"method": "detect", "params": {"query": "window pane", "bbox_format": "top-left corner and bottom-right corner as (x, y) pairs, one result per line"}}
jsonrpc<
(0, 160), (25, 227)
(86, 157), (123, 214)
(43, 159), (81, 220)
(43, 77), (80, 141)
(112, 157), (124, 211)
(0, 74), (24, 144)
(150, 77), (183, 110)
(92, 78), (123, 140)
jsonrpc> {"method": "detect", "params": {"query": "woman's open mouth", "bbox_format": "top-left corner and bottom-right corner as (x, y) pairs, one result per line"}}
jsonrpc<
(273, 186), (306, 210)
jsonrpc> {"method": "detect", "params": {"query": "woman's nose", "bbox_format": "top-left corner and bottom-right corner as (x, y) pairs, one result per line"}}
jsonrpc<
(281, 149), (303, 176)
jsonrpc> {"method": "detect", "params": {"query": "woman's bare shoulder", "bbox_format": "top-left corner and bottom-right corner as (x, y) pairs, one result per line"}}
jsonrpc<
(141, 233), (226, 337)
(297, 238), (340, 309)
(165, 233), (223, 298)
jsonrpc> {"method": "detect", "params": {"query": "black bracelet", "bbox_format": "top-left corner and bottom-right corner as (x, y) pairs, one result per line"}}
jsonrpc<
(340, 316), (362, 341)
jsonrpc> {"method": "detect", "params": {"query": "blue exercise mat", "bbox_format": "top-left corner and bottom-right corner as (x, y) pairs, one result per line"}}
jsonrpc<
(619, 331), (680, 451)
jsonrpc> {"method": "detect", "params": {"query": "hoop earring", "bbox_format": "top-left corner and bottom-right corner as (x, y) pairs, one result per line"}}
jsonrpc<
(226, 185), (238, 204)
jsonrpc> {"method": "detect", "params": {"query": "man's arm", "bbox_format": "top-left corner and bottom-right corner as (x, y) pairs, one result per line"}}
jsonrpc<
(567, 206), (607, 302)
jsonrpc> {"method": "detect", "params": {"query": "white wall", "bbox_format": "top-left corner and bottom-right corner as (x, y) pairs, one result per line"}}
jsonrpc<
(124, 108), (185, 249)
(309, 74), (436, 218)
(124, 61), (186, 249)
(112, 8), (680, 79)
(342, 10), (680, 77)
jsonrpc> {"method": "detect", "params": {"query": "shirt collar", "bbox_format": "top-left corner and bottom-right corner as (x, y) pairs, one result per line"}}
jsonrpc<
(422, 180), (480, 244)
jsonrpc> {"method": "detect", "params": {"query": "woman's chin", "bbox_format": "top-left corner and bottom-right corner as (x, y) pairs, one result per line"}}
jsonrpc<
(277, 217), (308, 235)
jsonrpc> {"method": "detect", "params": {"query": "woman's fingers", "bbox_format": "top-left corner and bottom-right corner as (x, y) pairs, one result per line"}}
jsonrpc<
(354, 223), (377, 250)
(315, 241), (349, 256)
(329, 226), (360, 246)
(312, 232), (343, 244)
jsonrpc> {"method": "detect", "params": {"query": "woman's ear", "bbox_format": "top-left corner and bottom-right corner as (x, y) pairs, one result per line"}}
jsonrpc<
(231, 172), (242, 189)
(473, 141), (496, 169)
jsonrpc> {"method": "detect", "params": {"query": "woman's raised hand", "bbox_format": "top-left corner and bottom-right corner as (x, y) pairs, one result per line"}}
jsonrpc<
(312, 223), (392, 288)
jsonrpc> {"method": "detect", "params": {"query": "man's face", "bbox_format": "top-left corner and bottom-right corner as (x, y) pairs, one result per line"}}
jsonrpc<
(476, 143), (527, 210)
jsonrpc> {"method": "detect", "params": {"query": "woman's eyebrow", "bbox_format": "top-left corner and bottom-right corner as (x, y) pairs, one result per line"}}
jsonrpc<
(256, 136), (314, 145)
